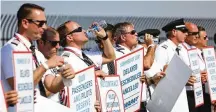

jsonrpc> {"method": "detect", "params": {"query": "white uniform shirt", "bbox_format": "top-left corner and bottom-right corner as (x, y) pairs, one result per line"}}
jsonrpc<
(196, 49), (206, 71)
(179, 42), (196, 66)
(179, 42), (197, 91)
(155, 39), (189, 112)
(42, 46), (102, 106)
(87, 45), (109, 74)
(61, 46), (102, 73)
(114, 44), (131, 59)
(142, 46), (162, 103)
(1, 33), (46, 111)
(196, 49), (209, 93)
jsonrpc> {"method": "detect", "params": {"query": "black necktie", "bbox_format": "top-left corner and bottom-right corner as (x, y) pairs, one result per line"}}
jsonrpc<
(176, 47), (180, 55)
(82, 52), (94, 66)
(201, 52), (204, 60)
(30, 45), (47, 97)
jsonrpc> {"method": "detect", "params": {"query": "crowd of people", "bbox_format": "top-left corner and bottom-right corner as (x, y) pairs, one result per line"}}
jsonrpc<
(1, 3), (216, 112)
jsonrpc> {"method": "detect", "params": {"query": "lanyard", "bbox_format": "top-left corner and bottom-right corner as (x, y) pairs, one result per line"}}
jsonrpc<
(14, 34), (30, 51)
(14, 34), (38, 65)
(182, 43), (205, 63)
(64, 48), (95, 67)
(64, 48), (83, 60)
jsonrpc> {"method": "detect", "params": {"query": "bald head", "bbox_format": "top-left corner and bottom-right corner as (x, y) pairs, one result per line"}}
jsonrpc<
(184, 22), (199, 46)
(185, 22), (198, 32)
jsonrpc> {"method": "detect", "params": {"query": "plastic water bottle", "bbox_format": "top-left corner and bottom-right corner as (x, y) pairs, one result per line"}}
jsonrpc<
(86, 20), (107, 39)
(58, 58), (72, 87)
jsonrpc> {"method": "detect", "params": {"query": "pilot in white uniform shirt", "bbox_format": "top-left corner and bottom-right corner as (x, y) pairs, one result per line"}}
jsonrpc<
(179, 42), (207, 91)
(61, 46), (102, 73)
(179, 42), (197, 91)
(48, 46), (102, 106)
(1, 33), (47, 111)
(155, 39), (189, 112)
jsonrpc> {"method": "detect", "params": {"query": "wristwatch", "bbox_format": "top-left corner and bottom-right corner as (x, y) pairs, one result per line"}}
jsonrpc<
(100, 33), (108, 40)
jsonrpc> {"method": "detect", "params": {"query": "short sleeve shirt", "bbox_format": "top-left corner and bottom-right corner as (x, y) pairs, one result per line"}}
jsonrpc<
(61, 46), (102, 72)
(154, 39), (189, 112)
(1, 33), (47, 111)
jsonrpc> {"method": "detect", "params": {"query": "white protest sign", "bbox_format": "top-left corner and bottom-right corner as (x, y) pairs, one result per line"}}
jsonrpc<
(0, 82), (7, 112)
(13, 51), (34, 112)
(68, 66), (97, 112)
(202, 47), (216, 102)
(115, 48), (144, 112)
(97, 76), (125, 112)
(188, 48), (204, 107)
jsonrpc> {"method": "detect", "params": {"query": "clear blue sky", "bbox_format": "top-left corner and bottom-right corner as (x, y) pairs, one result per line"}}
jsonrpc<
(1, 1), (216, 18)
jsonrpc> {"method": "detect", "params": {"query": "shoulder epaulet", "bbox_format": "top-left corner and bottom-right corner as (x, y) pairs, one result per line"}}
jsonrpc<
(161, 44), (168, 49)
(11, 39), (20, 46)
(62, 52), (70, 57)
(115, 45), (125, 54)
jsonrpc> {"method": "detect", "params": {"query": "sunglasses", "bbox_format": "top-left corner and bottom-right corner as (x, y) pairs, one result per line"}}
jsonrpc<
(26, 19), (47, 27)
(188, 32), (199, 36)
(44, 40), (60, 47)
(67, 27), (82, 35)
(124, 30), (137, 35)
(176, 28), (188, 33)
(203, 36), (208, 40)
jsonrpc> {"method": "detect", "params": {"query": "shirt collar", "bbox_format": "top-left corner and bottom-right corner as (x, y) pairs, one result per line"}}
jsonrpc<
(118, 44), (131, 52)
(167, 39), (178, 50)
(183, 42), (196, 49)
(65, 46), (82, 57)
(15, 33), (32, 49)
(197, 48), (202, 55)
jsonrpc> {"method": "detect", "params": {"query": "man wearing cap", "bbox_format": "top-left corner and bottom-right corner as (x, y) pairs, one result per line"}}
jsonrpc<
(155, 18), (190, 112)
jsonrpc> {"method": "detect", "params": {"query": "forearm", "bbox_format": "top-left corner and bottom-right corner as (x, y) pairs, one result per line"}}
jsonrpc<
(144, 46), (155, 70)
(102, 39), (116, 60)
(49, 76), (64, 93)
(33, 65), (46, 87)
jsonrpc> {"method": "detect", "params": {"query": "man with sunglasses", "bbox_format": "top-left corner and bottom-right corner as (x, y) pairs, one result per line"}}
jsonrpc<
(178, 23), (209, 112)
(1, 3), (68, 111)
(113, 22), (138, 58)
(195, 26), (211, 112)
(196, 26), (208, 50)
(37, 27), (76, 106)
(57, 20), (115, 70)
(154, 18), (190, 112)
(112, 22), (165, 112)
(57, 20), (115, 111)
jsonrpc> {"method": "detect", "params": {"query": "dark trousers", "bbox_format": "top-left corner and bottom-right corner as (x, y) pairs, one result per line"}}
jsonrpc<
(139, 102), (147, 112)
(187, 86), (211, 112)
